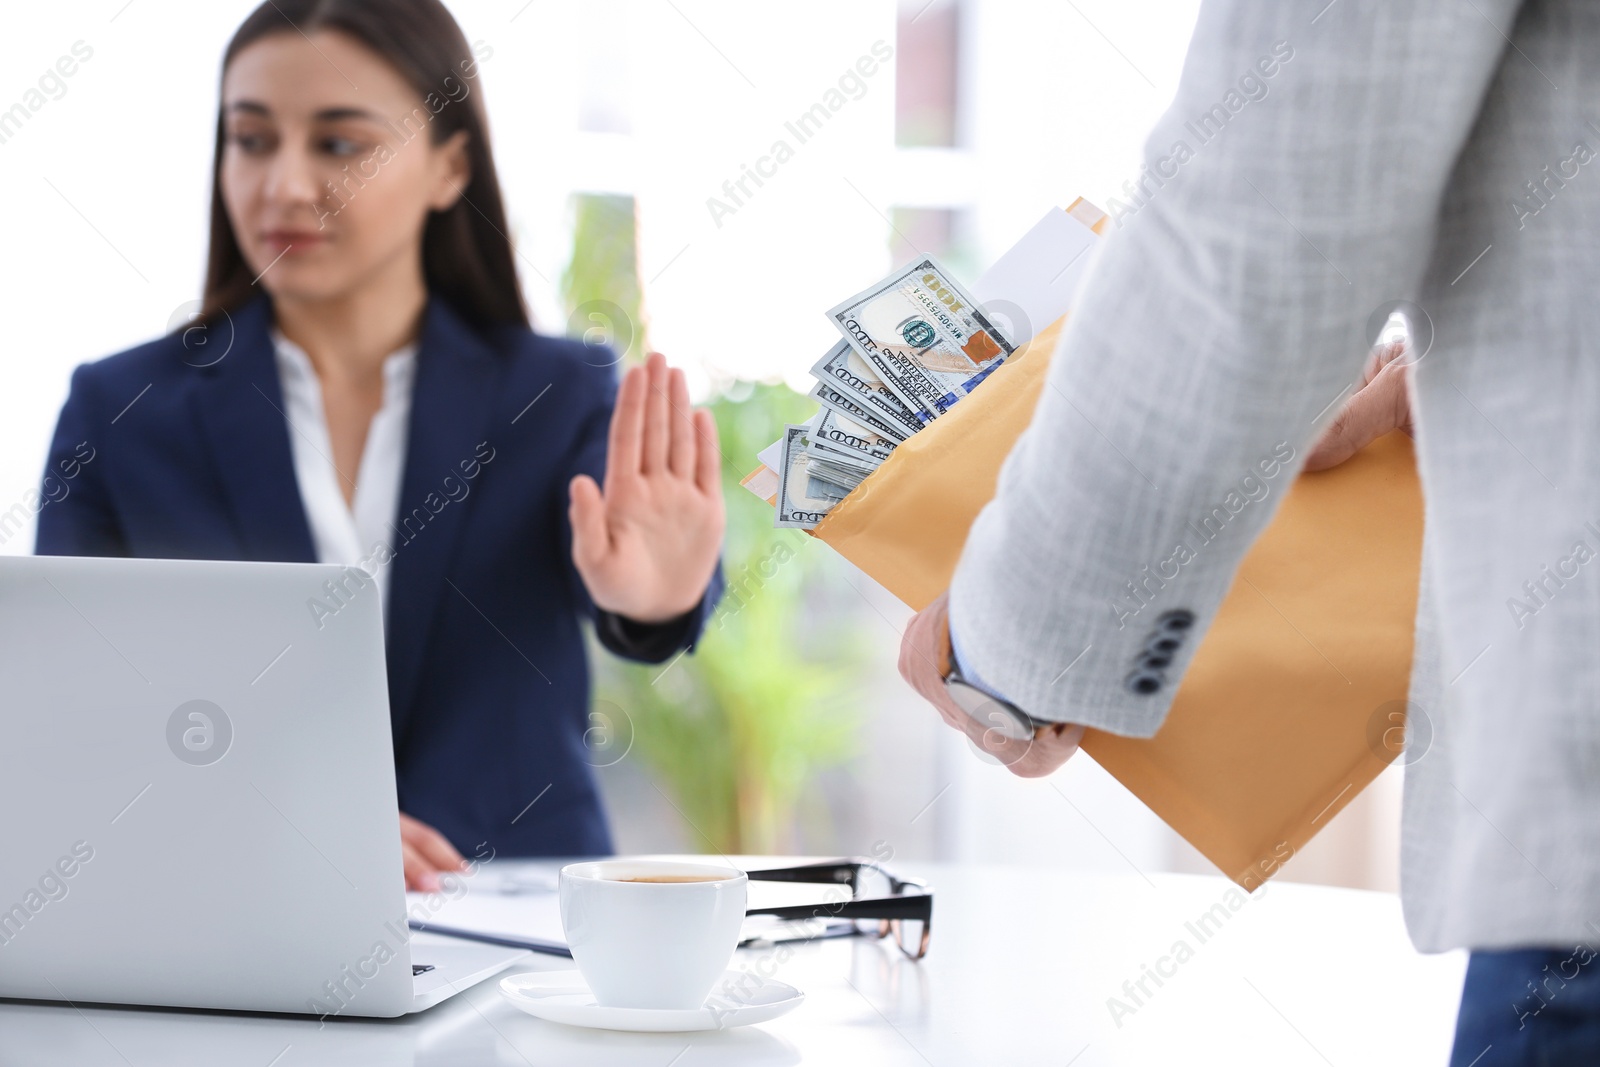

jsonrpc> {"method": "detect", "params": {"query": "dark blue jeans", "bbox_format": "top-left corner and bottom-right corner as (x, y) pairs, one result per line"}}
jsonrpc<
(1451, 947), (1600, 1066)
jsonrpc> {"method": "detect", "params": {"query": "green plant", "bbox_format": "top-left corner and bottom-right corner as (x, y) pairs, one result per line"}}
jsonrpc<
(561, 193), (866, 854)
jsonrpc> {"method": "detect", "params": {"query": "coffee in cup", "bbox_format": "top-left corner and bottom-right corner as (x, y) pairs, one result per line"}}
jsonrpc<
(558, 859), (748, 1010)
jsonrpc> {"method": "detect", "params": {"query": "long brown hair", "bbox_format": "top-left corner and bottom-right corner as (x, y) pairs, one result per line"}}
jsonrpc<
(200, 0), (528, 330)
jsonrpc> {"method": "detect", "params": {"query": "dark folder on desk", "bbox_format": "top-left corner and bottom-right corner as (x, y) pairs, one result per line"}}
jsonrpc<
(811, 213), (1425, 891)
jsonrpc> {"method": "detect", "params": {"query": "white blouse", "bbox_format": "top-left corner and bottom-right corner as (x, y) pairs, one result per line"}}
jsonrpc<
(271, 329), (417, 612)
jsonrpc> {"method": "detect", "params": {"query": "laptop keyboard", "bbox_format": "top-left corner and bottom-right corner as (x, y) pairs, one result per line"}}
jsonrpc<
(412, 964), (434, 976)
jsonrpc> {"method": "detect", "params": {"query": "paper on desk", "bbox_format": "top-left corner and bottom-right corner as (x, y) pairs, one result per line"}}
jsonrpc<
(406, 871), (848, 948)
(407, 885), (566, 943)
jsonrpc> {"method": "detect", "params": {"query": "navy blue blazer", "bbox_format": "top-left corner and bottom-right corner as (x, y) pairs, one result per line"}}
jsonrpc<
(36, 293), (721, 857)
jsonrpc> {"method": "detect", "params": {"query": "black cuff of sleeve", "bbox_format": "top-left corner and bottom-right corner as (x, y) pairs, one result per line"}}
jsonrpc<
(594, 603), (701, 664)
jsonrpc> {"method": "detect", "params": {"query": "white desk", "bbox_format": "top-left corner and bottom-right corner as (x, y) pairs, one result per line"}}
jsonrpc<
(0, 860), (1465, 1066)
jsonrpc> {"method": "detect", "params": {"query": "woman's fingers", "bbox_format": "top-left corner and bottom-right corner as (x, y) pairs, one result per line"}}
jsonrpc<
(641, 352), (670, 474)
(401, 814), (466, 870)
(613, 352), (717, 488)
(667, 366), (695, 479)
(400, 818), (464, 891)
(609, 362), (646, 481)
(568, 474), (609, 571)
(402, 842), (438, 892)
(693, 408), (721, 496)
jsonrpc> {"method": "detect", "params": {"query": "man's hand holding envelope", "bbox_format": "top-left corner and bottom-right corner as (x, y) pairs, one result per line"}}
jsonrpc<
(898, 588), (1087, 778)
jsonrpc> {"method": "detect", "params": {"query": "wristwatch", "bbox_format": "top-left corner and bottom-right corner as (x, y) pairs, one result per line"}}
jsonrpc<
(941, 630), (1038, 743)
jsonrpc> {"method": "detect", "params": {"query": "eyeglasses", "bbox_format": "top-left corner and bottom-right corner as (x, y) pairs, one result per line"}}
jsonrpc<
(742, 859), (933, 960)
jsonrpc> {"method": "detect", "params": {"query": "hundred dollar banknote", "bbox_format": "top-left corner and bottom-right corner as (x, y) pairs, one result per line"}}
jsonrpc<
(809, 378), (908, 443)
(806, 471), (853, 502)
(741, 430), (864, 511)
(810, 341), (925, 437)
(808, 408), (895, 468)
(776, 424), (841, 529)
(808, 461), (866, 492)
(826, 257), (1015, 420)
(804, 447), (867, 489)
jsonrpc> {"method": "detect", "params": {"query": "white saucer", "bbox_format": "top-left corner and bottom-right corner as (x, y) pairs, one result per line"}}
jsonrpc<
(499, 969), (804, 1032)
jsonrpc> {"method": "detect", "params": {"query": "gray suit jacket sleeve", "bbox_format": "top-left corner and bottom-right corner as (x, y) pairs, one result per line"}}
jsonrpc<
(948, 0), (1520, 736)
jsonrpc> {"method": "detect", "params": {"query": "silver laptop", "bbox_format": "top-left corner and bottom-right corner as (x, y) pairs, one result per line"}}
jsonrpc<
(0, 554), (527, 1017)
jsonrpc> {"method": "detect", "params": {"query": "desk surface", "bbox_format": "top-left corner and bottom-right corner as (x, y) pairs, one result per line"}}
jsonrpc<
(0, 859), (1464, 1066)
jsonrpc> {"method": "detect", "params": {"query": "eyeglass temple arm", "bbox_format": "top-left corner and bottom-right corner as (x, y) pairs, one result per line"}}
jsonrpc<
(742, 862), (858, 886)
(746, 895), (930, 921)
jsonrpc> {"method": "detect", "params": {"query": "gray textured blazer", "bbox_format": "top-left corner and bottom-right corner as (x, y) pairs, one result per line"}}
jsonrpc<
(950, 0), (1600, 952)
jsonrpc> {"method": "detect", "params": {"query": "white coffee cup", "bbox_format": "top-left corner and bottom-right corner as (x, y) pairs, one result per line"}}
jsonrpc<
(558, 859), (748, 1010)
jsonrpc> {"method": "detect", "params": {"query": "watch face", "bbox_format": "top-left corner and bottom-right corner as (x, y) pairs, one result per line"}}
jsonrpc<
(944, 680), (1033, 742)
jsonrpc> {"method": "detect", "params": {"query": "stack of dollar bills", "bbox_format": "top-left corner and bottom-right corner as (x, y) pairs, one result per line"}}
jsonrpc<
(746, 257), (1017, 529)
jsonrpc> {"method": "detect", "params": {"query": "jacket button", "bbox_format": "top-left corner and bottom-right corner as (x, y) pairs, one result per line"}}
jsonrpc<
(1145, 633), (1182, 656)
(1125, 668), (1164, 695)
(1157, 609), (1195, 632)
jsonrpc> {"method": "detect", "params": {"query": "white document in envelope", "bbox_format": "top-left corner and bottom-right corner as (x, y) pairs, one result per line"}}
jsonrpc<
(971, 204), (1103, 346)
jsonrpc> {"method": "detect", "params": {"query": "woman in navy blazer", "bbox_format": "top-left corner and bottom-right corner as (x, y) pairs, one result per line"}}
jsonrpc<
(36, 0), (724, 886)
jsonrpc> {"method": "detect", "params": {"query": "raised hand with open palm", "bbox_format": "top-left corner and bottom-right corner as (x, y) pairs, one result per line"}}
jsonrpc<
(567, 351), (725, 623)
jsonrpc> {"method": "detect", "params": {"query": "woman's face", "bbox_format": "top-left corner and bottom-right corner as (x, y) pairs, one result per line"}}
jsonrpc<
(220, 30), (469, 305)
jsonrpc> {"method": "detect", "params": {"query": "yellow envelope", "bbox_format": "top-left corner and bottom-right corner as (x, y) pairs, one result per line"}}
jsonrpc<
(813, 303), (1423, 890)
